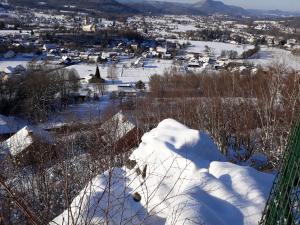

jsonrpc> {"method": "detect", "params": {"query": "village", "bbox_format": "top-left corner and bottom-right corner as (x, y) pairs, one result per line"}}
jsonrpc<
(1, 3), (300, 160)
(0, 1), (300, 224)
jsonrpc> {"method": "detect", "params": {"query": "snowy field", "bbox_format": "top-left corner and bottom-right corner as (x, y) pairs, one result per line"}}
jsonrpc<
(171, 24), (199, 32)
(0, 56), (33, 72)
(245, 46), (300, 70)
(67, 58), (175, 89)
(0, 30), (31, 36)
(169, 39), (253, 56)
(41, 95), (112, 129)
(34, 12), (65, 20)
(38, 59), (175, 128)
(51, 119), (274, 225)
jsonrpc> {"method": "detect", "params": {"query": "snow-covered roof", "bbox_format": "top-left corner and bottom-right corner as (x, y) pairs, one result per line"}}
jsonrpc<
(4, 66), (15, 74)
(101, 111), (136, 142)
(0, 114), (26, 135)
(52, 119), (274, 225)
(3, 64), (26, 74)
(0, 126), (53, 158)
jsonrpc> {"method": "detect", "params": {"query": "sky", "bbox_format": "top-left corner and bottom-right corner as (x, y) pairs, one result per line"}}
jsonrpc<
(156, 0), (300, 12)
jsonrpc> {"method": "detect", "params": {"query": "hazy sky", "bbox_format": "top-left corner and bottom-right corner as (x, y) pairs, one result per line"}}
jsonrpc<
(157, 0), (300, 11)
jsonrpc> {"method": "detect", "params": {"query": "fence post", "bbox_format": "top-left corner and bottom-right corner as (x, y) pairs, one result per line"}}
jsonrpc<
(260, 118), (300, 225)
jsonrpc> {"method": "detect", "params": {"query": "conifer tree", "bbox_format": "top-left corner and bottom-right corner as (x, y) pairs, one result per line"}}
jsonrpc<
(95, 65), (100, 79)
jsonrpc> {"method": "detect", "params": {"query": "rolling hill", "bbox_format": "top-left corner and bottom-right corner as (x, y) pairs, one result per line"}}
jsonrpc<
(7, 0), (138, 13)
(117, 0), (249, 16)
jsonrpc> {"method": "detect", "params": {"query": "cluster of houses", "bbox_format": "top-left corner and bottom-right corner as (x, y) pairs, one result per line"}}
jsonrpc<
(129, 15), (299, 50)
(0, 5), (299, 90)
(0, 6), (299, 77)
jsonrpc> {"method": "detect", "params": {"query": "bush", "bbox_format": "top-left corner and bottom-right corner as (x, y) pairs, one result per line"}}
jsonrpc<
(135, 80), (146, 90)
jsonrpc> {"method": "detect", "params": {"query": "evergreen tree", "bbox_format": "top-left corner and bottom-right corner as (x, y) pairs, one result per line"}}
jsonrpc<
(135, 80), (146, 90)
(95, 65), (100, 79)
(90, 65), (105, 84)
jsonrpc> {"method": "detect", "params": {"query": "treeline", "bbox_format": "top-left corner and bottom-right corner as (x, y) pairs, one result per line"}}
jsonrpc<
(241, 45), (260, 59)
(42, 28), (146, 47)
(0, 63), (80, 122)
(186, 28), (246, 44)
(0, 44), (40, 55)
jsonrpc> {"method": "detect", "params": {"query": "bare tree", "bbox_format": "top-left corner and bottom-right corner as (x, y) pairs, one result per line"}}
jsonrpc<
(107, 63), (118, 84)
(94, 82), (107, 97)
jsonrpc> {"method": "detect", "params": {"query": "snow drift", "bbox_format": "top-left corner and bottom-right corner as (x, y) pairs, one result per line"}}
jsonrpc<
(51, 119), (274, 225)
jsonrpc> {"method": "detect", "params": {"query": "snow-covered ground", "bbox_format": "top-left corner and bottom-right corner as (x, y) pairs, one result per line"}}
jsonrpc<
(0, 54), (52, 73)
(34, 12), (65, 20)
(169, 39), (253, 56)
(0, 56), (33, 72)
(0, 30), (31, 36)
(245, 46), (300, 70)
(67, 58), (175, 90)
(171, 24), (199, 32)
(51, 119), (274, 225)
(41, 95), (112, 129)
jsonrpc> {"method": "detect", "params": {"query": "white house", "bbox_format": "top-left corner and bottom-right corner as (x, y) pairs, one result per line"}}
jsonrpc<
(89, 55), (100, 63)
(43, 44), (58, 52)
(187, 58), (201, 68)
(200, 57), (216, 64)
(287, 39), (297, 45)
(82, 24), (97, 32)
(156, 46), (167, 54)
(101, 52), (118, 60)
(162, 53), (172, 59)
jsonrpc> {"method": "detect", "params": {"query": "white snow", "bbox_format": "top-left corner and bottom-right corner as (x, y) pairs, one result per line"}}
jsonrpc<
(244, 46), (300, 70)
(0, 125), (53, 159)
(0, 56), (32, 72)
(66, 59), (175, 92)
(169, 39), (253, 56)
(0, 30), (31, 36)
(41, 95), (112, 130)
(171, 24), (199, 32)
(0, 55), (47, 73)
(101, 111), (136, 141)
(51, 119), (274, 225)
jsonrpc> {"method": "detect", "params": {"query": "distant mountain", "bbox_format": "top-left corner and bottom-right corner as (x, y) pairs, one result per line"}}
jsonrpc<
(119, 1), (200, 15)
(7, 0), (138, 13)
(192, 0), (248, 16)
(248, 9), (300, 17)
(117, 0), (249, 16)
(118, 0), (300, 17)
(7, 0), (299, 17)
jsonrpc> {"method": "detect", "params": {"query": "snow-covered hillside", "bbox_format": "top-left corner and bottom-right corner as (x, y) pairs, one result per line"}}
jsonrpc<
(51, 119), (274, 225)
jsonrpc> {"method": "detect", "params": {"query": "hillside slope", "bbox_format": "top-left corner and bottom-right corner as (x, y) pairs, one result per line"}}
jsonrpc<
(118, 0), (249, 16)
(193, 0), (248, 15)
(51, 119), (274, 225)
(8, 0), (137, 13)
